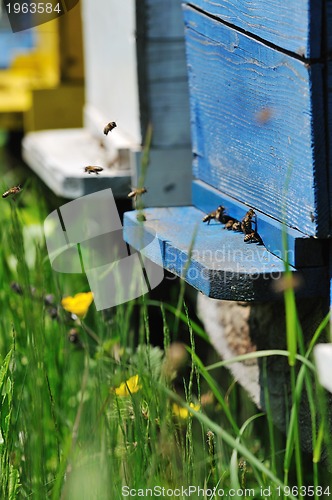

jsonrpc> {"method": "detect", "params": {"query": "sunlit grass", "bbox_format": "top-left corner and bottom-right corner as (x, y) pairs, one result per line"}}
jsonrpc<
(0, 168), (330, 499)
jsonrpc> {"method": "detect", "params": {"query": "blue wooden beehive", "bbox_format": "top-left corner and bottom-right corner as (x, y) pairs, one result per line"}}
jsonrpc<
(124, 0), (330, 302)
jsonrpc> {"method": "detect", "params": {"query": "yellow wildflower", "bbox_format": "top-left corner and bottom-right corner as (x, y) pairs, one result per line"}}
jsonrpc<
(61, 292), (94, 318)
(172, 402), (200, 419)
(114, 375), (142, 397)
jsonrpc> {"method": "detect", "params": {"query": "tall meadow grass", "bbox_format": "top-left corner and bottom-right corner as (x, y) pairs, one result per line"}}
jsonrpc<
(0, 164), (330, 498)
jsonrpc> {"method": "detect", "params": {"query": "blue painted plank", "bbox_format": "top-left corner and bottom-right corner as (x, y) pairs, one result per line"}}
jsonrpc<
(123, 207), (328, 301)
(183, 0), (322, 58)
(192, 180), (328, 269)
(183, 5), (329, 237)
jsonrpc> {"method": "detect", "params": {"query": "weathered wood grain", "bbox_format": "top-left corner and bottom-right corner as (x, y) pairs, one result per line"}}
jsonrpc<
(184, 5), (329, 237)
(123, 207), (328, 301)
(183, 0), (323, 58)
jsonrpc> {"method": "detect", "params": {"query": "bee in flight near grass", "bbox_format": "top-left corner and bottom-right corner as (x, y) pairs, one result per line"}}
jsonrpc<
(103, 121), (117, 135)
(2, 184), (22, 200)
(128, 187), (147, 200)
(84, 166), (104, 175)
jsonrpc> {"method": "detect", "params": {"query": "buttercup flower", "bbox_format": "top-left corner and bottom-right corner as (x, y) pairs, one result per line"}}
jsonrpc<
(114, 375), (142, 397)
(61, 292), (94, 318)
(172, 402), (200, 419)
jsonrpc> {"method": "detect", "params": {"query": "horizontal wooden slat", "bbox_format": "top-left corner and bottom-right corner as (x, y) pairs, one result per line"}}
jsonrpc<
(193, 180), (328, 268)
(184, 5), (329, 237)
(328, 2), (332, 56)
(184, 0), (323, 58)
(123, 207), (328, 301)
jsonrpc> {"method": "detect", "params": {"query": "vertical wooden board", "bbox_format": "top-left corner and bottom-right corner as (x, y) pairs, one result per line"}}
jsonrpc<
(143, 0), (186, 38)
(81, 0), (141, 143)
(146, 41), (188, 81)
(184, 5), (329, 237)
(145, 40), (191, 146)
(136, 3), (192, 148)
(326, 0), (332, 55)
(328, 61), (332, 236)
(148, 79), (191, 147)
(183, 0), (322, 58)
(328, 0), (332, 237)
(58, 2), (84, 81)
(131, 148), (193, 206)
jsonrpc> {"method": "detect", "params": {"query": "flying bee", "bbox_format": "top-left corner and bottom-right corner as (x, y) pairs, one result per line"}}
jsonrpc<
(128, 187), (147, 200)
(68, 328), (82, 346)
(2, 184), (22, 199)
(244, 231), (263, 244)
(103, 121), (117, 135)
(241, 209), (256, 234)
(10, 282), (23, 295)
(84, 166), (104, 175)
(203, 205), (227, 224)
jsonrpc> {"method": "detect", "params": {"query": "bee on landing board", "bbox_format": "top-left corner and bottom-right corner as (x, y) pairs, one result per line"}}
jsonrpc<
(231, 220), (241, 232)
(128, 187), (147, 200)
(224, 219), (241, 231)
(84, 166), (104, 175)
(2, 184), (22, 200)
(103, 121), (117, 135)
(241, 209), (256, 234)
(202, 205), (227, 224)
(244, 231), (262, 244)
(241, 209), (263, 244)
